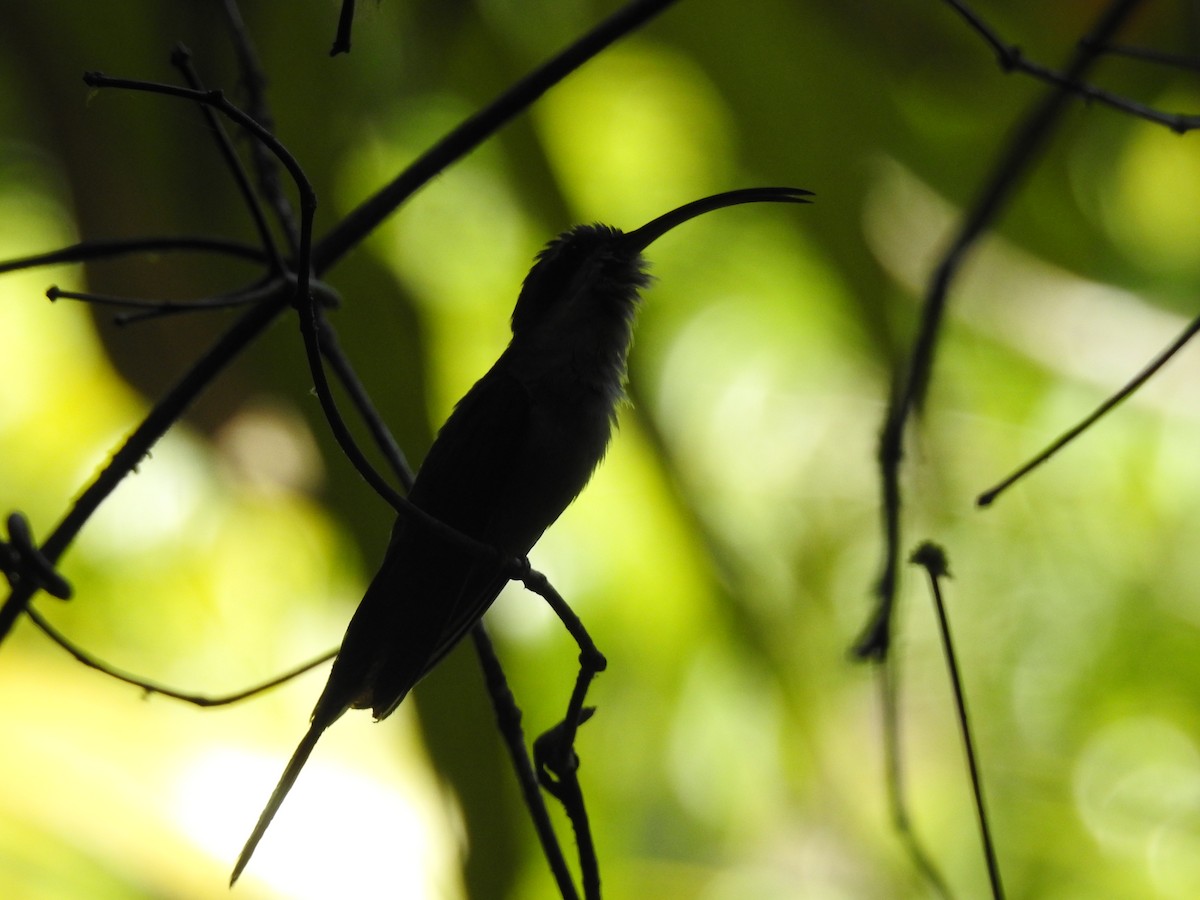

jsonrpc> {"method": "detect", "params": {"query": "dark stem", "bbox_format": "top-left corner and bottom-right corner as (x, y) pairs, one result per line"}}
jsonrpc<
(331, 0), (356, 57)
(28, 605), (336, 707)
(0, 235), (264, 274)
(316, 313), (417, 493)
(911, 543), (1005, 900)
(978, 311), (1200, 506)
(218, 0), (301, 251)
(170, 43), (285, 273)
(514, 563), (607, 677)
(471, 625), (581, 900)
(944, 1), (1200, 133)
(517, 562), (605, 899)
(46, 283), (266, 321)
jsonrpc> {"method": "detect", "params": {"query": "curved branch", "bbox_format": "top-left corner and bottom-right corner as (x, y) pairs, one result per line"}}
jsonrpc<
(0, 235), (265, 274)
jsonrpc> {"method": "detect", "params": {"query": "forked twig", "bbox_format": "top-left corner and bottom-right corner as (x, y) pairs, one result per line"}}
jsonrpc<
(855, 0), (1144, 660)
(943, 0), (1200, 132)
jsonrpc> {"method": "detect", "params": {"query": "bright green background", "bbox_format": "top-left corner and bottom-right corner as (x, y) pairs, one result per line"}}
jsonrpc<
(3, 2), (1200, 898)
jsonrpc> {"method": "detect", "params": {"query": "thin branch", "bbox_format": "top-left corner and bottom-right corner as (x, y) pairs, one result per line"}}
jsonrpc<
(46, 284), (263, 323)
(0, 513), (72, 601)
(217, 0), (301, 252)
(1009, 56), (1200, 134)
(316, 313), (417, 493)
(515, 561), (606, 899)
(81, 75), (314, 228)
(943, 0), (1200, 133)
(978, 308), (1200, 506)
(331, 0), (356, 57)
(512, 563), (607, 678)
(75, 75), (415, 533)
(0, 235), (264, 274)
(472, 625), (581, 900)
(910, 543), (1004, 900)
(170, 43), (286, 273)
(28, 605), (336, 707)
(534, 706), (600, 900)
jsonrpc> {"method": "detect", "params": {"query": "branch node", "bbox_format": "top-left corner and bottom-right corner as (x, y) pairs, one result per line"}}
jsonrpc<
(534, 706), (597, 799)
(1, 512), (72, 600)
(909, 541), (951, 579)
(999, 44), (1023, 72)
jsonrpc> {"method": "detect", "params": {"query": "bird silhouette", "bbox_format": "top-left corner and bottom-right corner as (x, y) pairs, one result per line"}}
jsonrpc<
(231, 187), (812, 884)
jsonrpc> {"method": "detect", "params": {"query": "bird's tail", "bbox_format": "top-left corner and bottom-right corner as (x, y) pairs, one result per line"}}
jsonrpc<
(229, 718), (327, 885)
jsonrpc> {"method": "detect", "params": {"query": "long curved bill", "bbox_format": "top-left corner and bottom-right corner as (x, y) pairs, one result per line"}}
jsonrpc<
(622, 187), (813, 252)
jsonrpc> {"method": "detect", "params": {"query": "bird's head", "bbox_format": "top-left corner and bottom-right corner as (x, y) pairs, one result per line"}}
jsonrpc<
(510, 187), (813, 339)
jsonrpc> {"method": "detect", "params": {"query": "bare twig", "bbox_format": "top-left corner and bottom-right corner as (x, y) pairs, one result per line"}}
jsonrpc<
(170, 43), (286, 273)
(535, 706), (600, 900)
(942, 0), (1200, 133)
(28, 605), (337, 707)
(315, 314), (418, 492)
(0, 235), (264, 273)
(218, 0), (301, 251)
(0, 513), (72, 601)
(45, 282), (272, 323)
(512, 561), (606, 898)
(910, 543), (1004, 900)
(332, 0), (357, 57)
(978, 308), (1200, 506)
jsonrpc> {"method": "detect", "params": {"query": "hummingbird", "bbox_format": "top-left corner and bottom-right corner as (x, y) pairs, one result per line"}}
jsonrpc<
(230, 186), (812, 884)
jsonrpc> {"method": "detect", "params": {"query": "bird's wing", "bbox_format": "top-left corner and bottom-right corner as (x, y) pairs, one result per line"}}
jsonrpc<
(409, 360), (532, 538)
(361, 362), (534, 718)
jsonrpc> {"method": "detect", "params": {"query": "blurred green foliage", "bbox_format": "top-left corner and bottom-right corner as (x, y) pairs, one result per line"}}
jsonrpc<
(3, 1), (1200, 898)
